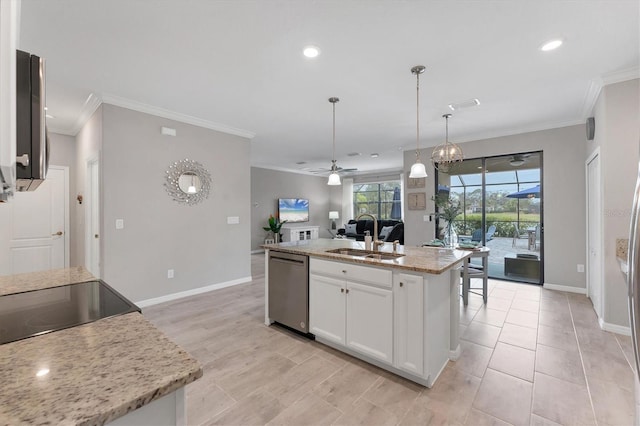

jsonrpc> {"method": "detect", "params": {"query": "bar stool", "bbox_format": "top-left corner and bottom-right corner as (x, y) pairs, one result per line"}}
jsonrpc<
(460, 247), (490, 306)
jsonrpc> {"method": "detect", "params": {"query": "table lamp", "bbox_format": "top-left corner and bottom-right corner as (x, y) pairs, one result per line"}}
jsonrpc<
(329, 211), (339, 230)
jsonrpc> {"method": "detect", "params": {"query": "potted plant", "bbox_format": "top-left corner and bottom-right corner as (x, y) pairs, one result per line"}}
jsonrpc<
(263, 214), (287, 243)
(432, 194), (461, 247)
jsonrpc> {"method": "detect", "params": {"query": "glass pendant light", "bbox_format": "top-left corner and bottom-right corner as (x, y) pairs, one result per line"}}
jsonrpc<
(409, 65), (428, 178)
(327, 97), (342, 186)
(431, 113), (463, 173)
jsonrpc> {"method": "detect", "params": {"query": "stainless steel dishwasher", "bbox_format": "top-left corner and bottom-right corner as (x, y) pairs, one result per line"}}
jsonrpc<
(268, 251), (309, 334)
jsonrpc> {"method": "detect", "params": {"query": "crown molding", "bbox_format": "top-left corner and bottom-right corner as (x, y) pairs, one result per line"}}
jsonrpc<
(601, 66), (640, 86)
(100, 93), (256, 139)
(581, 78), (603, 119)
(66, 93), (102, 136)
(426, 118), (585, 148)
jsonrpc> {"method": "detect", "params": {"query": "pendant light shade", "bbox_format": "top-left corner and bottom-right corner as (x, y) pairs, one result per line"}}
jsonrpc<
(409, 65), (428, 178)
(327, 97), (342, 186)
(431, 113), (463, 173)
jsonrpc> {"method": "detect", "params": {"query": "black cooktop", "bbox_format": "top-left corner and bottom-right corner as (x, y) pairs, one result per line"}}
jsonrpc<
(0, 280), (140, 345)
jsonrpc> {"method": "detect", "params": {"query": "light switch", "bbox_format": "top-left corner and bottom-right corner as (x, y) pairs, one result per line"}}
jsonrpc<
(115, 219), (124, 229)
(227, 216), (240, 224)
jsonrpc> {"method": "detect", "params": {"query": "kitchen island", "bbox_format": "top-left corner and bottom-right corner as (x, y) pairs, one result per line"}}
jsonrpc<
(0, 267), (202, 425)
(263, 238), (472, 387)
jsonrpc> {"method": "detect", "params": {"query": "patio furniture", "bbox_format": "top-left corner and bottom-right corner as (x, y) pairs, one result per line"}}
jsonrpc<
(460, 247), (490, 305)
(512, 224), (528, 247)
(470, 225), (496, 243)
(504, 253), (540, 280)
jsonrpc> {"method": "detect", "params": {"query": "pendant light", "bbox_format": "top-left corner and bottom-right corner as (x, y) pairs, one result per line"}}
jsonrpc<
(409, 65), (428, 178)
(431, 113), (463, 173)
(327, 97), (342, 186)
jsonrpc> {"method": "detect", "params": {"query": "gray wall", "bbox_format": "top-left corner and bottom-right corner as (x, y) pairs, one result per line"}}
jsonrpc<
(250, 167), (341, 251)
(99, 104), (252, 303)
(589, 78), (640, 328)
(49, 132), (77, 266)
(403, 125), (587, 290)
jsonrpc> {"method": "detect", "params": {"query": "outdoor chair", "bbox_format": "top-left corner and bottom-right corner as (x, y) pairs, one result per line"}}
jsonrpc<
(512, 224), (528, 247)
(471, 225), (497, 243)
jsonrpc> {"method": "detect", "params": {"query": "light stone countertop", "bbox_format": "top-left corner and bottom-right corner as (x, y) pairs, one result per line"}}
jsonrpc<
(262, 238), (473, 274)
(0, 267), (203, 425)
(0, 266), (95, 296)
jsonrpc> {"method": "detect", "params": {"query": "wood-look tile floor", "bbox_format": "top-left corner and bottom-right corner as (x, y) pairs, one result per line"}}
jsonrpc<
(143, 254), (635, 425)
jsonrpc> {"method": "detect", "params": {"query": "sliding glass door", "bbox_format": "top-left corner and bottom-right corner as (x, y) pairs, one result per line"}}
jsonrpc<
(436, 152), (543, 285)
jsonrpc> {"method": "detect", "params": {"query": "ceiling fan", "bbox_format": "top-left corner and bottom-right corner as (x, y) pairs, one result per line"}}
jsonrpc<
(509, 154), (531, 167)
(309, 165), (358, 174)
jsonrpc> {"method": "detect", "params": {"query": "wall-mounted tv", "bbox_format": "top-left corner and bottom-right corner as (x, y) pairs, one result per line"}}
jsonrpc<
(278, 198), (309, 223)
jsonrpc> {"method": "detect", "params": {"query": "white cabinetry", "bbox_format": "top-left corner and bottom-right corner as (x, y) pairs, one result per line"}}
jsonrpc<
(281, 225), (319, 242)
(394, 273), (424, 376)
(309, 258), (393, 364)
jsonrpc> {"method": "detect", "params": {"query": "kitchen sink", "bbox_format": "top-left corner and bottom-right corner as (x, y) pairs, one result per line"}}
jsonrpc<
(365, 253), (404, 260)
(325, 248), (405, 260)
(325, 248), (370, 257)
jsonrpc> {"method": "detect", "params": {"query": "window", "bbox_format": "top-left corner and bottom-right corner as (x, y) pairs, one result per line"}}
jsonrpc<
(353, 181), (401, 220)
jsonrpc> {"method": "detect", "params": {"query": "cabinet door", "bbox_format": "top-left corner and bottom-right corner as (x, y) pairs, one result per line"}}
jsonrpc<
(395, 273), (424, 376)
(346, 281), (393, 364)
(309, 274), (346, 345)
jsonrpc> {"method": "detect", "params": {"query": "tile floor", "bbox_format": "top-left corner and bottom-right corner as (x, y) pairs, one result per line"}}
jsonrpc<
(143, 254), (635, 425)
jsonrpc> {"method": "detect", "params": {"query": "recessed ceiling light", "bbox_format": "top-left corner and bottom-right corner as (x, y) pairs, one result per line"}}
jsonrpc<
(347, 152), (361, 157)
(448, 99), (480, 111)
(303, 45), (320, 58)
(540, 39), (563, 51)
(370, 153), (379, 158)
(295, 161), (307, 165)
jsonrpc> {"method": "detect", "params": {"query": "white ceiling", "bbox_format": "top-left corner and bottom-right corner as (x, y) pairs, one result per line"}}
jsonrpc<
(18, 0), (640, 177)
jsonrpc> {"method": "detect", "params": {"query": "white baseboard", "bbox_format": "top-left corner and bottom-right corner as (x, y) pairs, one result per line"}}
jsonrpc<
(449, 344), (461, 361)
(251, 249), (264, 254)
(599, 317), (631, 336)
(135, 276), (252, 308)
(543, 283), (586, 294)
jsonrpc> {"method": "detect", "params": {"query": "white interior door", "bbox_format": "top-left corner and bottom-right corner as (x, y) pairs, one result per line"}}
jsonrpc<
(587, 151), (602, 318)
(7, 166), (68, 274)
(86, 157), (100, 278)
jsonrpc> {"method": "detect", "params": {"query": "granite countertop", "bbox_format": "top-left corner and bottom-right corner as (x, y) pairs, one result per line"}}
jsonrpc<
(0, 267), (203, 425)
(262, 238), (474, 274)
(0, 266), (95, 296)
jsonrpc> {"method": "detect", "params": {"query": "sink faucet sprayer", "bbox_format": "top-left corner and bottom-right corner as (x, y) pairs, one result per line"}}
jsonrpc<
(356, 213), (384, 252)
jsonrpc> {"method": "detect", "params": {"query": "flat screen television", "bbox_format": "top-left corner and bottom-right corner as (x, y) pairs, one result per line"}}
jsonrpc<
(278, 198), (309, 223)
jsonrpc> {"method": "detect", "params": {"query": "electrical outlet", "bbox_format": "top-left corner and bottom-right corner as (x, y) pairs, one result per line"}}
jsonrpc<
(577, 264), (585, 273)
(167, 269), (174, 279)
(115, 219), (124, 229)
(423, 215), (430, 222)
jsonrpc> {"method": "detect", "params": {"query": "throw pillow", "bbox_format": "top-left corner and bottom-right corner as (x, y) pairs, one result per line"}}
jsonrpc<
(379, 225), (394, 239)
(345, 223), (358, 235)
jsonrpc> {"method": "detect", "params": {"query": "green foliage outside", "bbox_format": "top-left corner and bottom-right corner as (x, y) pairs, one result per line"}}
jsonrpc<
(451, 212), (540, 237)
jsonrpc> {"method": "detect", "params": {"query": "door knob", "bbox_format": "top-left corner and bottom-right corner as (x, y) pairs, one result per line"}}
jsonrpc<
(52, 231), (63, 236)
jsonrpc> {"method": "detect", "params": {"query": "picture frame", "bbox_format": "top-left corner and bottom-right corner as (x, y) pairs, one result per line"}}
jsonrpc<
(407, 192), (426, 210)
(406, 172), (426, 189)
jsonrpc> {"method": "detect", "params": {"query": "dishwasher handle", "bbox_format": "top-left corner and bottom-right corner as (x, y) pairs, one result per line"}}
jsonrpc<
(270, 255), (306, 266)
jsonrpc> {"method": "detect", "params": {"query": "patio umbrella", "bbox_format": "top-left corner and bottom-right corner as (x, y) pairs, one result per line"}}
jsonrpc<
(390, 187), (401, 219)
(506, 184), (540, 199)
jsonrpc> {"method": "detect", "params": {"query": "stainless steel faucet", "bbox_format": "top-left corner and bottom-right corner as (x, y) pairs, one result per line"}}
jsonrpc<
(356, 213), (381, 251)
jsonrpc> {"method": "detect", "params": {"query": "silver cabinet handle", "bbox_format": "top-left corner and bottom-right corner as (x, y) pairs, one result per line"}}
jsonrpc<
(16, 154), (29, 167)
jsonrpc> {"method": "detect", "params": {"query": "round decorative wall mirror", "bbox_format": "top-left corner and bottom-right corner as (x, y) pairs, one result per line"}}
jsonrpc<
(165, 159), (211, 205)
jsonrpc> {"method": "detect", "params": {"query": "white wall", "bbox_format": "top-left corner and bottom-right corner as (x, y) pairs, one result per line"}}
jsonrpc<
(74, 106), (103, 269)
(589, 78), (640, 328)
(48, 132), (77, 266)
(99, 104), (252, 303)
(250, 167), (341, 251)
(403, 125), (587, 290)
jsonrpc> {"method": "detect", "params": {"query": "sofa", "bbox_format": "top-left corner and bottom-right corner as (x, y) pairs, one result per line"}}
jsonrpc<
(337, 219), (404, 245)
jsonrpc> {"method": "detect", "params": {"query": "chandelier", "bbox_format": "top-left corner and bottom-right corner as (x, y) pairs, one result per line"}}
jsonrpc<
(431, 113), (463, 173)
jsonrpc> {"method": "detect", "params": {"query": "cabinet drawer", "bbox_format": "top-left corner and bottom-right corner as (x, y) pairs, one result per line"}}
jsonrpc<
(310, 258), (392, 288)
